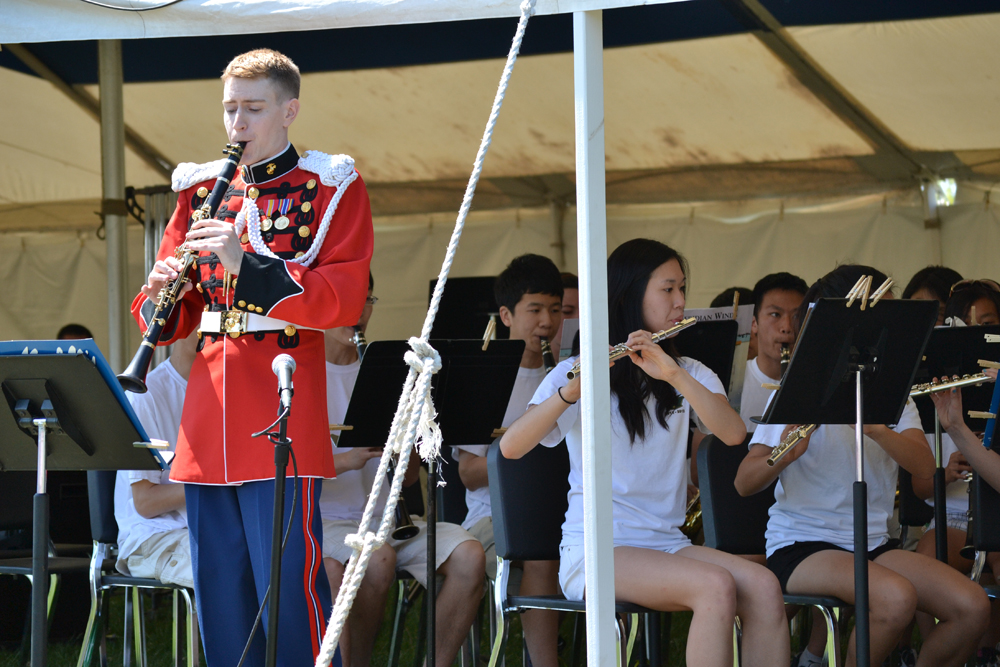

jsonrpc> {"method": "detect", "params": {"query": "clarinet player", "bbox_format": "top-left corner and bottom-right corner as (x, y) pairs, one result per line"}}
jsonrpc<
(131, 49), (372, 667)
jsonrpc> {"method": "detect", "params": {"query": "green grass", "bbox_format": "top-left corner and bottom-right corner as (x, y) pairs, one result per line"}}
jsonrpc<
(0, 582), (699, 666)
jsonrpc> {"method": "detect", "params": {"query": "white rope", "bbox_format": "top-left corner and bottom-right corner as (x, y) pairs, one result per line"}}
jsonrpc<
(314, 1), (536, 663)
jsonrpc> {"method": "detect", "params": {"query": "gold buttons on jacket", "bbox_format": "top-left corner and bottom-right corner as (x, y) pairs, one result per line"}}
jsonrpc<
(238, 300), (247, 308)
(306, 179), (316, 190)
(247, 186), (259, 199)
(255, 306), (263, 313)
(300, 201), (312, 213)
(298, 226), (311, 238)
(197, 187), (209, 198)
(284, 325), (297, 336)
(247, 304), (255, 311)
(241, 233), (249, 244)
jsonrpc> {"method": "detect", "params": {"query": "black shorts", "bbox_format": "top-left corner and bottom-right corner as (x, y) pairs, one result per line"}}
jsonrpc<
(766, 539), (900, 593)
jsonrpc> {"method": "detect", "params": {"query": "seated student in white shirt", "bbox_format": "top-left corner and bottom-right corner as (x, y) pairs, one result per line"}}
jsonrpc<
(114, 330), (199, 588)
(926, 366), (1000, 664)
(735, 264), (990, 667)
(739, 273), (807, 433)
(501, 239), (789, 667)
(453, 254), (564, 667)
(320, 277), (484, 667)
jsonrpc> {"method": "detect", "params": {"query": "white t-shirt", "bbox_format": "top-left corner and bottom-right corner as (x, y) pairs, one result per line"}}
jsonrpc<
(452, 365), (548, 530)
(318, 360), (377, 523)
(751, 398), (923, 557)
(531, 357), (725, 552)
(740, 358), (776, 434)
(923, 433), (969, 516)
(115, 359), (188, 564)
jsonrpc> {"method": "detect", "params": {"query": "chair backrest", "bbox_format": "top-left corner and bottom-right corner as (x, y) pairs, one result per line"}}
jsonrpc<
(0, 472), (35, 531)
(437, 454), (467, 526)
(972, 472), (1000, 552)
(87, 470), (119, 546)
(487, 437), (570, 562)
(897, 469), (933, 527)
(698, 434), (776, 555)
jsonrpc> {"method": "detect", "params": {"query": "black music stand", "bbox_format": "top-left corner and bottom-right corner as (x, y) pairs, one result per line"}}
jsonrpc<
(674, 319), (739, 390)
(427, 277), (510, 341)
(758, 298), (937, 667)
(913, 325), (1000, 563)
(0, 340), (164, 667)
(339, 338), (523, 666)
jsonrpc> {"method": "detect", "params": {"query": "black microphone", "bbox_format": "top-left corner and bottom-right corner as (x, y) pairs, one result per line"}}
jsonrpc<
(272, 354), (296, 412)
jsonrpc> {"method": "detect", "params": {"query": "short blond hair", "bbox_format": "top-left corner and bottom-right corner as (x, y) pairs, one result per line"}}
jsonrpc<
(222, 49), (300, 100)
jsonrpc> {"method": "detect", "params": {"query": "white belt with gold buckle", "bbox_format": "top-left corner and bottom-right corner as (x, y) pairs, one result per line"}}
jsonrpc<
(199, 311), (319, 337)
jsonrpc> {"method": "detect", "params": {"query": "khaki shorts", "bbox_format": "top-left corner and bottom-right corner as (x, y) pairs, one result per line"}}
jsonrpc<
(467, 516), (496, 580)
(322, 518), (477, 588)
(120, 528), (194, 589)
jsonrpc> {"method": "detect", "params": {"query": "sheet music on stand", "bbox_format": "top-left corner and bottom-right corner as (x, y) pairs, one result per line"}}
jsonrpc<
(912, 324), (1000, 432)
(683, 305), (754, 408)
(758, 296), (937, 667)
(0, 339), (164, 667)
(337, 338), (523, 667)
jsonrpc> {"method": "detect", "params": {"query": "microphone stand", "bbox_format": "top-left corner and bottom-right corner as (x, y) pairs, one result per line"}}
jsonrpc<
(253, 400), (293, 667)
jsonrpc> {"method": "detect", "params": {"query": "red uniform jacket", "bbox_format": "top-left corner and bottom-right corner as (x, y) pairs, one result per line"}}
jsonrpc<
(131, 145), (373, 485)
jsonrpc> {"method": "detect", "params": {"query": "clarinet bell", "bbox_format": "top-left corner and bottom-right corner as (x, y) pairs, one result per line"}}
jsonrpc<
(392, 504), (420, 541)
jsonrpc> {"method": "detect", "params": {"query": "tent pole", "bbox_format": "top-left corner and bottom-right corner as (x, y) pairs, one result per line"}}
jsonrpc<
(99, 40), (128, 373)
(574, 12), (616, 667)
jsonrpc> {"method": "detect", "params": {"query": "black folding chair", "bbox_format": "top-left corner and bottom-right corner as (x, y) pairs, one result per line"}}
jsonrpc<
(0, 471), (92, 663)
(897, 468), (934, 546)
(487, 438), (650, 667)
(698, 434), (846, 667)
(76, 471), (199, 667)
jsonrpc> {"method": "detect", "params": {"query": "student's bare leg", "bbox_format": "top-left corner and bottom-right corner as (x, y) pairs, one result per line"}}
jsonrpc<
(613, 546), (736, 667)
(914, 527), (974, 643)
(352, 545), (397, 667)
(520, 559), (560, 667)
(431, 540), (485, 667)
(981, 554), (1000, 650)
(874, 549), (989, 667)
(329, 545), (396, 667)
(785, 550), (916, 667)
(677, 545), (789, 667)
(324, 557), (351, 666)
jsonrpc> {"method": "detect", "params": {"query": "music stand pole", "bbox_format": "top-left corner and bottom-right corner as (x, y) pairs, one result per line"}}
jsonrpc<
(427, 460), (437, 667)
(932, 413), (949, 562)
(30, 418), (51, 667)
(852, 368), (870, 667)
(265, 410), (291, 667)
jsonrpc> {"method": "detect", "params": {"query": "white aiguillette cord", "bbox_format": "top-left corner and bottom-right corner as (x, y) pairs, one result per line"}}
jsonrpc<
(313, 0), (537, 663)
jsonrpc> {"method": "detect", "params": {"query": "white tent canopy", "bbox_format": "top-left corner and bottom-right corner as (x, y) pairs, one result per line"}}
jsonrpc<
(0, 0), (676, 42)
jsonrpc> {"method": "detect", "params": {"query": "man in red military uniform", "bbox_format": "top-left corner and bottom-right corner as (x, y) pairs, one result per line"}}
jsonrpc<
(133, 49), (372, 667)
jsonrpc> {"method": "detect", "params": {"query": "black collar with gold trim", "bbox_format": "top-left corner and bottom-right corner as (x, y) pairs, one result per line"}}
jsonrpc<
(240, 144), (300, 185)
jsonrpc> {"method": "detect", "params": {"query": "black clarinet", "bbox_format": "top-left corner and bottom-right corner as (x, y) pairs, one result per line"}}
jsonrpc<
(353, 326), (420, 541)
(119, 142), (245, 393)
(541, 337), (557, 373)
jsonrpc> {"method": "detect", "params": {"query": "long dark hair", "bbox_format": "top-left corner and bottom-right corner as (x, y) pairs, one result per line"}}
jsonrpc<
(795, 264), (891, 335)
(607, 239), (687, 444)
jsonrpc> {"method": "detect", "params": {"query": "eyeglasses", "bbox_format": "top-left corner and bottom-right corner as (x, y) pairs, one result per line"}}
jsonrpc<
(366, 295), (379, 306)
(950, 279), (1000, 297)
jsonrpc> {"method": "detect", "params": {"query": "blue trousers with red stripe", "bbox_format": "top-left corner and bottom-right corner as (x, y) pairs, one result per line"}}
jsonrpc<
(186, 477), (340, 667)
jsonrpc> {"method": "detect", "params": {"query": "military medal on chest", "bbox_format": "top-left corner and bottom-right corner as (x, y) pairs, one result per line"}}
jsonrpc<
(274, 199), (292, 230)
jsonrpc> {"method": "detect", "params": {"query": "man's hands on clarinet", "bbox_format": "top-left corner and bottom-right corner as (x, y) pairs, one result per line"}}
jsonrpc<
(185, 219), (244, 274)
(141, 219), (244, 305)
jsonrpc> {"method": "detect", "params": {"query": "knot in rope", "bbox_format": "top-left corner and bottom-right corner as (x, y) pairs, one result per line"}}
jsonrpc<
(344, 530), (381, 552)
(404, 337), (442, 375)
